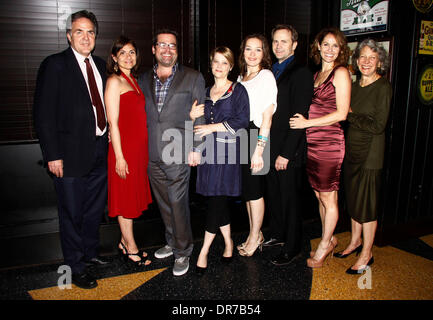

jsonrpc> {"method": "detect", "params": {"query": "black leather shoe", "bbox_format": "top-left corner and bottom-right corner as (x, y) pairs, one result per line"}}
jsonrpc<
(85, 256), (110, 266)
(346, 257), (374, 275)
(72, 272), (98, 289)
(221, 256), (233, 264)
(263, 238), (285, 247)
(195, 265), (207, 276)
(334, 245), (363, 259)
(270, 252), (298, 266)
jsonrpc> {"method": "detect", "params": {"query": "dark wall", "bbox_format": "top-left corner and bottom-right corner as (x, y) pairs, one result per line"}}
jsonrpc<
(0, 0), (195, 143)
(376, 1), (433, 243)
(199, 0), (313, 85)
(0, 0), (431, 245)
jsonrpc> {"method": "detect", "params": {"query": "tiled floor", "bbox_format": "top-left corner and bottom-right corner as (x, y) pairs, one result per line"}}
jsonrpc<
(1, 192), (432, 308)
(1, 221), (432, 302)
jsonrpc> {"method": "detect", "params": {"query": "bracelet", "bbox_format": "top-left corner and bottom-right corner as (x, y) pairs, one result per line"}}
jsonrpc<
(257, 135), (268, 142)
(257, 140), (266, 148)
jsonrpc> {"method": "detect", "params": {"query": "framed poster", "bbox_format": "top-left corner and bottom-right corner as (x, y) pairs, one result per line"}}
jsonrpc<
(347, 41), (359, 82)
(340, 0), (389, 36)
(419, 20), (433, 55)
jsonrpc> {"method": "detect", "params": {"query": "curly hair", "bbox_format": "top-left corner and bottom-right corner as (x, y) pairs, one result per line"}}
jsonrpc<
(106, 35), (140, 78)
(238, 34), (272, 78)
(352, 38), (390, 76)
(310, 27), (350, 67)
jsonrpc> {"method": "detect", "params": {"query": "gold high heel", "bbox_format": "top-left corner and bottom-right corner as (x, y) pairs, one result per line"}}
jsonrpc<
(307, 240), (336, 268)
(310, 236), (338, 258)
(237, 231), (263, 251)
(237, 241), (247, 251)
(239, 231), (264, 257)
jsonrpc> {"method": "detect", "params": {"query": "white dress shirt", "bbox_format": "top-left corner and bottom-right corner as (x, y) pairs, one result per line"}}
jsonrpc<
(71, 47), (107, 136)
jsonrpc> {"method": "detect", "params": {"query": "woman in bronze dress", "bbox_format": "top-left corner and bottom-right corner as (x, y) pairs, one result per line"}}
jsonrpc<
(334, 39), (392, 274)
(290, 28), (351, 268)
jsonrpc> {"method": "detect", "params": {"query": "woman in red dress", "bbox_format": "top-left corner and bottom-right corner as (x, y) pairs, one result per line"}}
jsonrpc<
(289, 28), (351, 268)
(105, 36), (152, 266)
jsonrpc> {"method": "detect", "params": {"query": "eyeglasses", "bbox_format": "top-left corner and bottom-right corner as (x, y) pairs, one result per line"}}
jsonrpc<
(156, 42), (177, 49)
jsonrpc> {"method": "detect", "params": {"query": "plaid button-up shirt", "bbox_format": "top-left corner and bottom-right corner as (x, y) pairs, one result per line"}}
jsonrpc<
(153, 63), (178, 113)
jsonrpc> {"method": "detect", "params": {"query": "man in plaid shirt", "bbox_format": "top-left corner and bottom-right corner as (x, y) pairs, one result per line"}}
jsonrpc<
(138, 29), (205, 277)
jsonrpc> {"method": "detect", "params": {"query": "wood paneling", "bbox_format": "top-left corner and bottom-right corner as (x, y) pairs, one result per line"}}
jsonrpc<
(0, 0), (194, 143)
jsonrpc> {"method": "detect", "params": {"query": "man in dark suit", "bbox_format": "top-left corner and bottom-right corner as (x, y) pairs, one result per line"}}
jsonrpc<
(138, 29), (205, 276)
(264, 24), (313, 265)
(33, 10), (109, 289)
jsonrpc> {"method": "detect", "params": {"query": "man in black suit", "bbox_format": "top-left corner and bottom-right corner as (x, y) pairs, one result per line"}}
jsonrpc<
(264, 25), (313, 265)
(33, 10), (109, 289)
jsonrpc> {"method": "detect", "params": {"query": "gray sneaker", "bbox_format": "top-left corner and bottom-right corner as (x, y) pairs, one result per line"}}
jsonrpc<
(154, 245), (173, 259)
(172, 256), (189, 276)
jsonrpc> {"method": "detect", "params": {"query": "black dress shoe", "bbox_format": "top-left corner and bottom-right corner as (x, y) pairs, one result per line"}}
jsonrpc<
(346, 257), (374, 275)
(72, 272), (98, 289)
(221, 256), (233, 264)
(270, 252), (298, 266)
(85, 256), (110, 266)
(195, 265), (207, 276)
(263, 238), (285, 247)
(334, 245), (363, 259)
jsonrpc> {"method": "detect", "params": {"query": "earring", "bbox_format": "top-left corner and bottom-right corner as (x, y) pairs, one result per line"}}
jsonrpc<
(114, 62), (118, 72)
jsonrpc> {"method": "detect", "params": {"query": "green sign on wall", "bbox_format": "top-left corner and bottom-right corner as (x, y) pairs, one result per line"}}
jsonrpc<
(340, 0), (389, 36)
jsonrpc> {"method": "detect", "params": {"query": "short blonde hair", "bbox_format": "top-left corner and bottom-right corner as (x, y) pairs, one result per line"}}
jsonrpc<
(210, 46), (235, 69)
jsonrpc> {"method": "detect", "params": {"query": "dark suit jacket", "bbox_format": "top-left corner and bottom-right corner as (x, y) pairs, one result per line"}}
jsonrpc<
(138, 64), (205, 163)
(33, 47), (107, 177)
(270, 58), (313, 167)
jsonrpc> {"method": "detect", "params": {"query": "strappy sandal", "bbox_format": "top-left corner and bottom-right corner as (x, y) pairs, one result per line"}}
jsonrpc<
(120, 243), (151, 266)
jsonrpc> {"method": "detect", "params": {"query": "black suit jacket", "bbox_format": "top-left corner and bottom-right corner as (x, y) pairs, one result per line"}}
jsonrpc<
(33, 47), (107, 177)
(270, 58), (313, 167)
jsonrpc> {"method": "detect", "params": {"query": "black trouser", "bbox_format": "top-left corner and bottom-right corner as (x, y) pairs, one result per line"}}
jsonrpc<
(54, 135), (108, 274)
(265, 166), (303, 255)
(205, 196), (230, 234)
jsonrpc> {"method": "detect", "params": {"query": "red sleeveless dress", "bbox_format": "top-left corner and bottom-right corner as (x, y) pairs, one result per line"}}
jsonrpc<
(108, 72), (152, 218)
(306, 68), (345, 192)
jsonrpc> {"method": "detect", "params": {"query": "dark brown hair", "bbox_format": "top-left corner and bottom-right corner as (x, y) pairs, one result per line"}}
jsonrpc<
(106, 36), (140, 77)
(309, 27), (350, 67)
(238, 34), (272, 78)
(66, 10), (98, 36)
(271, 24), (298, 42)
(153, 29), (179, 46)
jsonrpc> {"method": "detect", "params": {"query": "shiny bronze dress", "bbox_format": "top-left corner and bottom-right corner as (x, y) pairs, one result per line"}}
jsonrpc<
(306, 68), (345, 192)
(344, 77), (392, 223)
